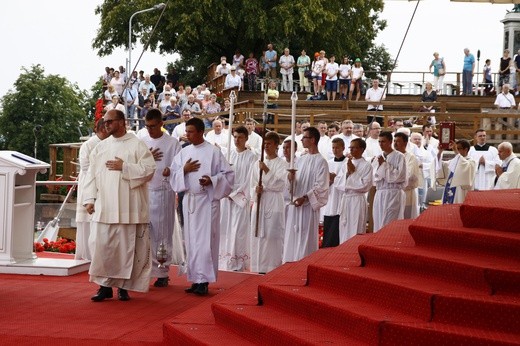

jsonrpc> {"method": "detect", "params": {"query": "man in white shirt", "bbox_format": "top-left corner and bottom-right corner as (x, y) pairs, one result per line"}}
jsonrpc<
(468, 129), (500, 190)
(317, 121), (331, 160)
(279, 48), (295, 92)
(138, 74), (156, 97)
(224, 66), (242, 90)
(365, 79), (385, 125)
(494, 84), (516, 109)
(332, 119), (359, 156)
(216, 57), (231, 76)
(205, 119), (229, 155)
(364, 122), (382, 161)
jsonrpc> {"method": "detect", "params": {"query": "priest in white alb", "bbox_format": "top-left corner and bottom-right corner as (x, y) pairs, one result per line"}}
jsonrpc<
(170, 117), (234, 296)
(394, 132), (422, 219)
(83, 109), (156, 302)
(283, 127), (329, 263)
(494, 141), (520, 189)
(468, 129), (499, 190)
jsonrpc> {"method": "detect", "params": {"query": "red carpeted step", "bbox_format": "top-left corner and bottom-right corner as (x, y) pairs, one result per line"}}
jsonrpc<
(211, 302), (365, 345)
(410, 204), (520, 259)
(256, 283), (423, 344)
(163, 323), (255, 346)
(380, 321), (520, 346)
(433, 294), (520, 335)
(460, 190), (520, 232)
(358, 229), (520, 294)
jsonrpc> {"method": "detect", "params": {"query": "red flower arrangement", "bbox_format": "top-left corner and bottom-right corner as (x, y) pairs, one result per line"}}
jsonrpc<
(318, 222), (324, 248)
(34, 238), (76, 254)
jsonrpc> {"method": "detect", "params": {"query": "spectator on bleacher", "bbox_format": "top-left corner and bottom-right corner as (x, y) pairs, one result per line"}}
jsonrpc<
(266, 80), (279, 110)
(365, 79), (385, 125)
(225, 66), (242, 90)
(176, 85), (187, 108)
(138, 70), (145, 82)
(232, 49), (244, 71)
(128, 70), (140, 91)
(109, 71), (125, 96)
(104, 84), (118, 102)
(166, 66), (179, 88)
(138, 98), (152, 130)
(297, 50), (311, 93)
(339, 56), (352, 100)
(216, 56), (231, 77)
(311, 53), (325, 96)
(182, 94), (202, 116)
(279, 48), (295, 92)
(494, 84), (516, 109)
(498, 49), (511, 93)
(159, 90), (173, 114)
(118, 66), (127, 83)
(137, 87), (148, 116)
(429, 52), (446, 94)
(420, 82), (437, 112)
(139, 74), (156, 97)
(164, 97), (180, 134)
(103, 66), (112, 85)
(123, 86), (138, 120)
(200, 91), (211, 109)
(158, 85), (176, 103)
(462, 48), (475, 95)
(204, 94), (221, 129)
(325, 55), (339, 101)
(150, 68), (166, 94)
(510, 59), (517, 93)
(264, 43), (278, 80)
(245, 52), (259, 91)
(483, 59), (494, 96)
(349, 58), (364, 101)
(104, 95), (126, 116)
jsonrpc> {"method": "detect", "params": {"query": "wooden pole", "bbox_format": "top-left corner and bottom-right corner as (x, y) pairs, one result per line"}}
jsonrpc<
(255, 93), (268, 237)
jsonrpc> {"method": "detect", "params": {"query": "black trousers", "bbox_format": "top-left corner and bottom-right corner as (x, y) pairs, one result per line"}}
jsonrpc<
(322, 215), (340, 248)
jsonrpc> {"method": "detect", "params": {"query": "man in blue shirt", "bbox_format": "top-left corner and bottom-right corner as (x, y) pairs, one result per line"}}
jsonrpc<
(264, 43), (278, 81)
(462, 48), (475, 95)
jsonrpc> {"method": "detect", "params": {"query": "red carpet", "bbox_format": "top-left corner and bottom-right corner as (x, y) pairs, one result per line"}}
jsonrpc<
(0, 259), (254, 346)
(164, 190), (520, 345)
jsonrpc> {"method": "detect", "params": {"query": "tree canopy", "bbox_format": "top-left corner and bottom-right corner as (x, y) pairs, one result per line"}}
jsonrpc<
(93, 0), (391, 85)
(0, 65), (90, 164)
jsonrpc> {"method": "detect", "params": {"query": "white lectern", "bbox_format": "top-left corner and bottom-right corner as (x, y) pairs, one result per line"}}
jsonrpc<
(0, 151), (89, 275)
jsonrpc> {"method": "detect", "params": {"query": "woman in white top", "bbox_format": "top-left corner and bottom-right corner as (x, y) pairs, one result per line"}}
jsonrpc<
(338, 56), (352, 100)
(349, 58), (364, 101)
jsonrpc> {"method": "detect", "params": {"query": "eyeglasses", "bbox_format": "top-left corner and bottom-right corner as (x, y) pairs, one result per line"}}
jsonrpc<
(164, 93), (171, 96)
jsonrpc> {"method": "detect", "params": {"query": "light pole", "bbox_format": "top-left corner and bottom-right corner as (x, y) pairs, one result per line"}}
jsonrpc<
(127, 2), (165, 125)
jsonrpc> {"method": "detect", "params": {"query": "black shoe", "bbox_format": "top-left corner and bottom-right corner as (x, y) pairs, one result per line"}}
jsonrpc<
(91, 286), (113, 302)
(118, 288), (130, 301)
(154, 277), (169, 287)
(194, 282), (209, 296)
(184, 283), (199, 293)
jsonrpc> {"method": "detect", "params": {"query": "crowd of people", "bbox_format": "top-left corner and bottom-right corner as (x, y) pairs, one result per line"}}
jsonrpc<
(76, 91), (520, 301)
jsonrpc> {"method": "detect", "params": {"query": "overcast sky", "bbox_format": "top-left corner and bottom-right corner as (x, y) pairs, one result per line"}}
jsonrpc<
(0, 0), (513, 99)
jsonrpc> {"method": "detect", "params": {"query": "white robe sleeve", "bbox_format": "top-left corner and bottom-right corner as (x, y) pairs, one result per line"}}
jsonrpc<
(209, 149), (234, 200)
(170, 151), (188, 193)
(121, 142), (156, 189)
(374, 153), (406, 184)
(336, 160), (373, 194)
(306, 157), (329, 211)
(451, 156), (476, 190)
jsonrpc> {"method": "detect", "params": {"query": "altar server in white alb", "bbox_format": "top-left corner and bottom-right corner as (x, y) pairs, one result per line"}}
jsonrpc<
(284, 127), (329, 263)
(250, 132), (288, 273)
(494, 141), (520, 189)
(437, 139), (476, 204)
(170, 117), (234, 296)
(83, 109), (156, 302)
(335, 138), (373, 243)
(75, 119), (108, 261)
(372, 131), (407, 232)
(394, 132), (422, 219)
(136, 109), (180, 287)
(219, 126), (257, 271)
(321, 137), (346, 247)
(467, 129), (499, 190)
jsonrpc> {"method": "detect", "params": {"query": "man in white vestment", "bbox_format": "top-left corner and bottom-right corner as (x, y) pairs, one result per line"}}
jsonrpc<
(394, 132), (422, 219)
(332, 119), (359, 156)
(172, 109), (193, 146)
(468, 129), (499, 190)
(170, 117), (234, 296)
(437, 139), (476, 204)
(422, 124), (439, 152)
(372, 131), (407, 232)
(219, 126), (257, 271)
(250, 132), (288, 273)
(410, 132), (436, 210)
(321, 138), (346, 247)
(283, 127), (329, 262)
(75, 120), (108, 261)
(137, 109), (181, 287)
(84, 109), (156, 302)
(495, 141), (520, 189)
(335, 138), (373, 242)
(317, 121), (332, 160)
(205, 119), (229, 154)
(244, 118), (263, 156)
(364, 122), (383, 161)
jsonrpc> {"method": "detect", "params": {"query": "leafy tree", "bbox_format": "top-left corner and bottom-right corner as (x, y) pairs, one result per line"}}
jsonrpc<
(93, 0), (389, 85)
(0, 65), (90, 165)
